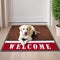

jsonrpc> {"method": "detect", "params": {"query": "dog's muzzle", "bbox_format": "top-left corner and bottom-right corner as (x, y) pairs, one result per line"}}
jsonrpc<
(24, 32), (27, 36)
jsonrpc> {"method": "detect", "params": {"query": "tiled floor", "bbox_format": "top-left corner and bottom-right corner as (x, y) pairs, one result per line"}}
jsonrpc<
(0, 25), (60, 60)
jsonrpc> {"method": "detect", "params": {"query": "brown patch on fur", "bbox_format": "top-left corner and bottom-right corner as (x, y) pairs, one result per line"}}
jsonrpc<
(28, 26), (31, 31)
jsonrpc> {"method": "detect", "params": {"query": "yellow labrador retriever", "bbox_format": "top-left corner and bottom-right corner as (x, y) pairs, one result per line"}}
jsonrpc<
(18, 25), (39, 46)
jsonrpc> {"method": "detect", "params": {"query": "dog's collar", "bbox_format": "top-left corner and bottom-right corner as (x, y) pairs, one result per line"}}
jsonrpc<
(22, 38), (28, 41)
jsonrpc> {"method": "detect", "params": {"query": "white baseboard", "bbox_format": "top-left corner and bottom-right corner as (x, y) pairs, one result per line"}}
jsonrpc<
(9, 22), (48, 25)
(8, 17), (49, 25)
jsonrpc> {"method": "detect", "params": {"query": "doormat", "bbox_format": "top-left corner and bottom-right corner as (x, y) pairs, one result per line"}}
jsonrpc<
(1, 25), (59, 51)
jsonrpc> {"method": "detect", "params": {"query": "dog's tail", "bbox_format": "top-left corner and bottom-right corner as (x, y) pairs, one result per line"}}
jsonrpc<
(34, 31), (40, 35)
(32, 31), (40, 37)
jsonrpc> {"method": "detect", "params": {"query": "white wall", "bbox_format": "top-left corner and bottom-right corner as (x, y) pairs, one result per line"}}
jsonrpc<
(9, 0), (50, 25)
(0, 0), (2, 28)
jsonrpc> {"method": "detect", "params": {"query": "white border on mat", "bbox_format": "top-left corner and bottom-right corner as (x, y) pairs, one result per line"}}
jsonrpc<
(5, 41), (55, 43)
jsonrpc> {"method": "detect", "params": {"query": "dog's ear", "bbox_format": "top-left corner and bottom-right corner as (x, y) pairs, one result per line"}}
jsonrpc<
(19, 26), (21, 30)
(29, 26), (31, 31)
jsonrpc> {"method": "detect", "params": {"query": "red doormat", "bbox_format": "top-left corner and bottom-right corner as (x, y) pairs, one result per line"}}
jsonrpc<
(1, 25), (59, 51)
(2, 41), (59, 51)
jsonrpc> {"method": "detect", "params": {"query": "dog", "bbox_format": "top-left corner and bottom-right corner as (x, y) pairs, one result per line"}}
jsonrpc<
(18, 25), (39, 46)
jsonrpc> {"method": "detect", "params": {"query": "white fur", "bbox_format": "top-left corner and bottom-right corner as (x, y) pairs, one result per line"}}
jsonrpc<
(18, 25), (37, 46)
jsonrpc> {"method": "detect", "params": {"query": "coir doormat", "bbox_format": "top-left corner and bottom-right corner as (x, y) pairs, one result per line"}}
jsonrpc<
(1, 25), (59, 51)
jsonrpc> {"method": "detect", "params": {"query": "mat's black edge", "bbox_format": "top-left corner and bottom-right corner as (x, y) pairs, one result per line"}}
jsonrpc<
(0, 50), (60, 52)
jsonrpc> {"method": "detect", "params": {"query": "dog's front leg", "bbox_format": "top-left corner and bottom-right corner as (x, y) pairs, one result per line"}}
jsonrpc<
(18, 38), (25, 46)
(20, 39), (25, 46)
(24, 37), (32, 45)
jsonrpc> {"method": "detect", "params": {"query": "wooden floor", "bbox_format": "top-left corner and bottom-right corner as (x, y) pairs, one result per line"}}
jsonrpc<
(0, 26), (60, 60)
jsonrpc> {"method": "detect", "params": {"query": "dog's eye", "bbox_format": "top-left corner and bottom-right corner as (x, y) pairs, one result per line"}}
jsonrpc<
(23, 28), (25, 30)
(27, 28), (28, 30)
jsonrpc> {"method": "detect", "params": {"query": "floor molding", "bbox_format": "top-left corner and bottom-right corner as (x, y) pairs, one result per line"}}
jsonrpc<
(8, 22), (48, 25)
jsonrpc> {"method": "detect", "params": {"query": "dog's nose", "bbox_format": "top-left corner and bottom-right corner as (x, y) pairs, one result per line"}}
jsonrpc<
(25, 32), (27, 35)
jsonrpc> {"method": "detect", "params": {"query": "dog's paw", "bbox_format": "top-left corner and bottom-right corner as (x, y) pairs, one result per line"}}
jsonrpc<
(28, 37), (32, 41)
(18, 37), (21, 41)
(24, 41), (27, 45)
(21, 42), (25, 46)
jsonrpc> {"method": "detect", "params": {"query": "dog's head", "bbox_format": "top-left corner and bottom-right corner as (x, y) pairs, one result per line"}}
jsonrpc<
(19, 25), (31, 36)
